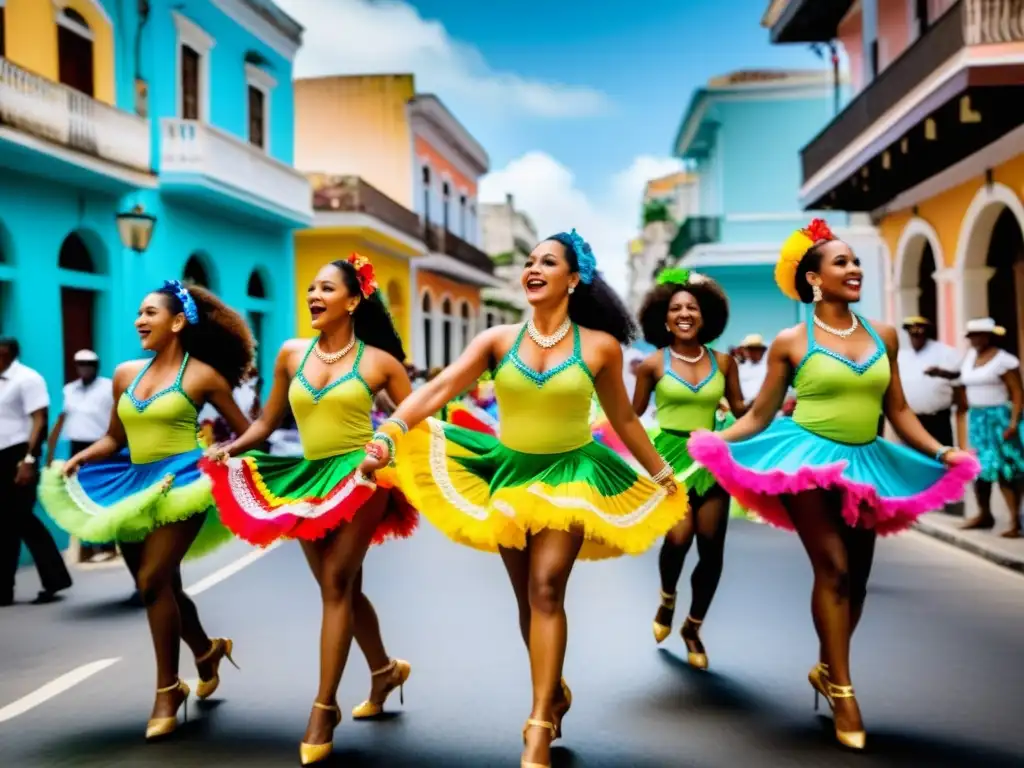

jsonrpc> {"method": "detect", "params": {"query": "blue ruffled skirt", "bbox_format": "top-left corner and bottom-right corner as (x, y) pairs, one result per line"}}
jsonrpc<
(969, 404), (1024, 483)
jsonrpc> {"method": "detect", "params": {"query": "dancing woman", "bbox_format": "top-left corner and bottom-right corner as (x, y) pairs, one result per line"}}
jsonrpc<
(359, 230), (686, 768)
(687, 219), (979, 749)
(40, 280), (254, 739)
(632, 268), (746, 667)
(200, 255), (417, 765)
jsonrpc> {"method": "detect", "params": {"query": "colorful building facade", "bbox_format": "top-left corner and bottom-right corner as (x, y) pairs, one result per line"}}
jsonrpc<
(479, 193), (535, 326)
(294, 75), (500, 373)
(0, 0), (311, 556)
(764, 0), (1024, 356)
(669, 69), (886, 350)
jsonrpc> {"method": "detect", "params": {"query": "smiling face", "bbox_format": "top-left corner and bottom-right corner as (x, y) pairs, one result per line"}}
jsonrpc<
(665, 289), (702, 343)
(134, 292), (186, 351)
(521, 240), (578, 306)
(806, 240), (862, 303)
(308, 264), (360, 331)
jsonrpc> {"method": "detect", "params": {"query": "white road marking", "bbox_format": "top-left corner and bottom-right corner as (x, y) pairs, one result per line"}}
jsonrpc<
(184, 541), (281, 597)
(0, 658), (121, 725)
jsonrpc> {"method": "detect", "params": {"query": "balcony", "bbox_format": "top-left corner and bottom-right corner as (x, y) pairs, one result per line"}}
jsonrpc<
(669, 216), (721, 260)
(0, 56), (153, 190)
(800, 0), (1024, 211)
(766, 0), (856, 44)
(312, 175), (423, 242)
(160, 118), (312, 227)
(421, 224), (501, 288)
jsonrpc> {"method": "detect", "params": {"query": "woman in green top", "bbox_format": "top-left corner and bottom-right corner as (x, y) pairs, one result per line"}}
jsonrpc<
(632, 269), (746, 670)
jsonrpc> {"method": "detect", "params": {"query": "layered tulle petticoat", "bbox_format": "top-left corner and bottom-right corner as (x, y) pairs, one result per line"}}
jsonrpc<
(969, 404), (1024, 483)
(39, 448), (230, 559)
(200, 449), (417, 548)
(396, 418), (688, 561)
(687, 418), (980, 536)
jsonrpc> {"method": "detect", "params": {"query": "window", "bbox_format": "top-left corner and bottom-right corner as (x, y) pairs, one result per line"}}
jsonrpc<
(441, 298), (453, 366)
(57, 9), (94, 97)
(460, 302), (471, 350)
(459, 194), (467, 236)
(183, 254), (210, 287)
(174, 12), (214, 121)
(868, 40), (879, 81)
(442, 181), (450, 232)
(913, 0), (929, 38)
(245, 63), (275, 152)
(421, 166), (431, 222)
(421, 292), (433, 370)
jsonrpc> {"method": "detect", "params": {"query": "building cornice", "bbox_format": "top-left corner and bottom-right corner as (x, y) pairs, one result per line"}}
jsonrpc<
(409, 95), (489, 176)
(210, 0), (303, 61)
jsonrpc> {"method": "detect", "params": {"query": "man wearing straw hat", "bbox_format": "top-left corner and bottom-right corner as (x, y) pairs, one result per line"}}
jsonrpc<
(896, 316), (965, 451)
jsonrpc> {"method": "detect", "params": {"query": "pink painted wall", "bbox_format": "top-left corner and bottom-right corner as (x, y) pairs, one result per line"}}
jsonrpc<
(838, 7), (864, 93)
(877, 0), (911, 70)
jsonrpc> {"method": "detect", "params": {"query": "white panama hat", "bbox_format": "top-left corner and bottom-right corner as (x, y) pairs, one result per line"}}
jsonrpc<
(964, 318), (1006, 337)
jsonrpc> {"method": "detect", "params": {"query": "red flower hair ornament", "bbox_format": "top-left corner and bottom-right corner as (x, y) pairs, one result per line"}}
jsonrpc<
(803, 218), (836, 244)
(347, 252), (378, 298)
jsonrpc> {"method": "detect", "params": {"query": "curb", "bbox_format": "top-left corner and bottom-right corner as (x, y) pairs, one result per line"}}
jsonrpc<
(913, 518), (1024, 576)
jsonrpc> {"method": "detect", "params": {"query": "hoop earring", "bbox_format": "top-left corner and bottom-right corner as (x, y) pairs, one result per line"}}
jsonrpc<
(812, 285), (823, 303)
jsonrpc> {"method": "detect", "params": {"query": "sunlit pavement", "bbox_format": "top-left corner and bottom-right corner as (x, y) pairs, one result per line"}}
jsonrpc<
(2, 522), (1023, 767)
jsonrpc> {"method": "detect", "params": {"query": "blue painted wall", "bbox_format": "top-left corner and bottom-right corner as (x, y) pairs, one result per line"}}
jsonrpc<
(0, 0), (303, 566)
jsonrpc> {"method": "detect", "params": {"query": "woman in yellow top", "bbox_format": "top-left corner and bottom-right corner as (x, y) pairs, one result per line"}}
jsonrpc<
(40, 280), (253, 738)
(360, 230), (686, 768)
(202, 255), (416, 765)
(632, 268), (746, 668)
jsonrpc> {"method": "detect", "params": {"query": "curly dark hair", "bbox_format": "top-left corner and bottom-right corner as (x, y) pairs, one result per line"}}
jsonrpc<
(329, 260), (406, 362)
(639, 277), (729, 348)
(155, 283), (255, 389)
(545, 232), (637, 344)
(794, 239), (837, 304)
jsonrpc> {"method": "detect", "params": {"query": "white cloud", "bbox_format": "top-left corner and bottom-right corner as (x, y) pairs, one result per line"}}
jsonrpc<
(276, 0), (609, 118)
(479, 152), (684, 293)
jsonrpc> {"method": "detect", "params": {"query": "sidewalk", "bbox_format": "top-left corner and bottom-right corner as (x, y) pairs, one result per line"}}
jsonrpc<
(913, 509), (1024, 575)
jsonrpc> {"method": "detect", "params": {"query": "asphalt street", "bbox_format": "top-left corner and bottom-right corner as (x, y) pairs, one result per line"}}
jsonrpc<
(1, 520), (1023, 767)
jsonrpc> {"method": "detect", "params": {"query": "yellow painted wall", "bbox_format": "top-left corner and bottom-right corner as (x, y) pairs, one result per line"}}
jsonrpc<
(294, 229), (415, 349)
(879, 154), (1024, 268)
(294, 75), (417, 209)
(3, 0), (116, 106)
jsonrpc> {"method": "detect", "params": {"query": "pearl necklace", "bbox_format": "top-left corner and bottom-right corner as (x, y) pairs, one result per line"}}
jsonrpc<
(313, 334), (356, 364)
(813, 312), (859, 339)
(527, 317), (571, 349)
(670, 346), (704, 364)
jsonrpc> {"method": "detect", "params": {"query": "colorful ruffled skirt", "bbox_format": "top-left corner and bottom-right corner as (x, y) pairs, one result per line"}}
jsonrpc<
(655, 429), (716, 496)
(969, 404), (1024, 483)
(396, 419), (689, 560)
(687, 418), (980, 536)
(39, 447), (230, 559)
(200, 449), (417, 548)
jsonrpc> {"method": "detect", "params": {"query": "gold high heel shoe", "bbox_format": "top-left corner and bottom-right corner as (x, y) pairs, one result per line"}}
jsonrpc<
(680, 616), (708, 670)
(145, 679), (190, 740)
(553, 678), (571, 740)
(652, 590), (676, 643)
(299, 702), (342, 765)
(351, 658), (411, 719)
(521, 718), (557, 768)
(808, 662), (830, 711)
(825, 681), (866, 751)
(195, 638), (239, 700)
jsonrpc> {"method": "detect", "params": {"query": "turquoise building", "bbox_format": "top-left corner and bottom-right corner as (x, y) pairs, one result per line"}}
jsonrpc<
(0, 0), (311, 556)
(669, 69), (885, 350)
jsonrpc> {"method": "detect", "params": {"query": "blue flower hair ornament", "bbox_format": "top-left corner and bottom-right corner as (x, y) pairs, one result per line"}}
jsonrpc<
(163, 279), (200, 324)
(567, 228), (597, 285)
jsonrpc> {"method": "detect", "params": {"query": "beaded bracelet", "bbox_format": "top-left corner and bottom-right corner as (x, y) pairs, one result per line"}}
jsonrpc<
(383, 417), (409, 434)
(651, 463), (674, 485)
(376, 420), (404, 443)
(934, 445), (953, 462)
(371, 432), (397, 466)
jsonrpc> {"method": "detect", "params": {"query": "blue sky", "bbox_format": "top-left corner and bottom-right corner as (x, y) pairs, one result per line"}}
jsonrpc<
(276, 0), (826, 286)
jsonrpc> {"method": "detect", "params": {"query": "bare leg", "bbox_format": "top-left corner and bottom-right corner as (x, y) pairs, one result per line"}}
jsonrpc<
(996, 480), (1022, 537)
(962, 480), (995, 529)
(521, 528), (583, 767)
(299, 491), (388, 746)
(842, 525), (876, 639)
(499, 542), (532, 647)
(783, 490), (863, 736)
(133, 516), (206, 719)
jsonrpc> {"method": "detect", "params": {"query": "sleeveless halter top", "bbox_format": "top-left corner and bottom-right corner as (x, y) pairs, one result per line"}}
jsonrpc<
(289, 338), (374, 460)
(494, 324), (596, 454)
(792, 306), (890, 445)
(655, 347), (724, 432)
(118, 354), (200, 464)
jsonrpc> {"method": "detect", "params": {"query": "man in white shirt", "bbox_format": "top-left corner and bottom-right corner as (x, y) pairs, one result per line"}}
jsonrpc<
(0, 338), (73, 605)
(738, 334), (769, 406)
(897, 317), (964, 448)
(46, 349), (115, 562)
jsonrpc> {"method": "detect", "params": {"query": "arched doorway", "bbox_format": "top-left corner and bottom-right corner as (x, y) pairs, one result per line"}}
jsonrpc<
(386, 280), (406, 346)
(441, 297), (453, 366)
(58, 232), (98, 382)
(246, 269), (267, 381)
(986, 208), (1024, 357)
(894, 219), (942, 331)
(57, 8), (95, 97)
(459, 300), (472, 351)
(183, 253), (212, 288)
(917, 242), (938, 330)
(421, 291), (433, 370)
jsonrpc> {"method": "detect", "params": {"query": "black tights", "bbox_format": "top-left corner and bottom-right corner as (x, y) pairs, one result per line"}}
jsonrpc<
(657, 486), (730, 621)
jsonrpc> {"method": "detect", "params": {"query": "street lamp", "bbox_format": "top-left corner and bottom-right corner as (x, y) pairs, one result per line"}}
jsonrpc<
(115, 204), (157, 254)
